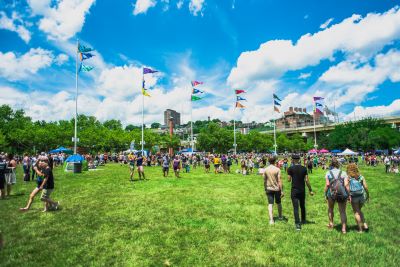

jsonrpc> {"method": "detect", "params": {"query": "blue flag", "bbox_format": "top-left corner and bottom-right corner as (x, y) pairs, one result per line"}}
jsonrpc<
(80, 52), (95, 61)
(192, 88), (203, 94)
(237, 96), (246, 101)
(273, 94), (282, 101)
(274, 100), (281, 106)
(143, 67), (158, 74)
(78, 43), (94, 53)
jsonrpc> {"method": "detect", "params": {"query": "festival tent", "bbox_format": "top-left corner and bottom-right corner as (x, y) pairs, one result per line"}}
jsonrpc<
(338, 148), (358, 156)
(394, 149), (400, 155)
(308, 149), (318, 153)
(49, 146), (73, 154)
(65, 154), (85, 162)
(331, 149), (342, 153)
(319, 149), (329, 153)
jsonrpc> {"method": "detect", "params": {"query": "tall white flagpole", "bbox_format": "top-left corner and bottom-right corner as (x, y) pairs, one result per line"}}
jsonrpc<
(74, 39), (79, 155)
(233, 104), (237, 155)
(141, 73), (145, 153)
(190, 98), (194, 152)
(313, 101), (318, 150)
(273, 94), (277, 155)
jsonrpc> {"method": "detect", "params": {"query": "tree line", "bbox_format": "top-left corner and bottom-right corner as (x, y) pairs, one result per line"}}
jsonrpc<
(0, 105), (398, 154)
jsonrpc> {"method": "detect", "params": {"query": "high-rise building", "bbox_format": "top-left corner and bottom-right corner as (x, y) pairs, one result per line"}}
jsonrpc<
(164, 109), (181, 126)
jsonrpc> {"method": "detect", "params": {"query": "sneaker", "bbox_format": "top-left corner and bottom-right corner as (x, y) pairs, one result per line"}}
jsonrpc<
(295, 224), (302, 231)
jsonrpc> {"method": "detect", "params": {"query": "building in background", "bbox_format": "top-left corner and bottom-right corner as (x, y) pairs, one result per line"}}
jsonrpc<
(275, 107), (330, 129)
(164, 109), (181, 127)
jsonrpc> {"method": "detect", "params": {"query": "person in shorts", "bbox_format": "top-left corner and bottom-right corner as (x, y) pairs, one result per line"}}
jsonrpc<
(162, 155), (170, 177)
(39, 161), (59, 212)
(128, 153), (136, 182)
(347, 163), (369, 233)
(136, 153), (146, 180)
(213, 155), (221, 174)
(20, 159), (45, 211)
(263, 156), (283, 224)
(204, 157), (210, 173)
(324, 159), (349, 234)
(173, 156), (181, 178)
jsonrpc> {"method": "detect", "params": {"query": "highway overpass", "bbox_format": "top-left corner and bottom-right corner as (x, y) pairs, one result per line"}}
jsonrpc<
(260, 116), (400, 137)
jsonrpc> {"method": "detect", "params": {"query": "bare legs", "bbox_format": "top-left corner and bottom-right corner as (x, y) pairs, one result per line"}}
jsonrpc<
(327, 199), (347, 233)
(351, 202), (368, 232)
(20, 188), (40, 211)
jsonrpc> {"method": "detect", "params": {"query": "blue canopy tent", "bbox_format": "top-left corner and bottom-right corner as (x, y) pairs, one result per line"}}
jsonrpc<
(65, 154), (85, 163)
(49, 146), (73, 154)
(331, 149), (342, 153)
(394, 149), (400, 155)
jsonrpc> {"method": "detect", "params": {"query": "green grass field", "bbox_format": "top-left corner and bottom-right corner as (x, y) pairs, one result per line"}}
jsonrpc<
(0, 163), (399, 266)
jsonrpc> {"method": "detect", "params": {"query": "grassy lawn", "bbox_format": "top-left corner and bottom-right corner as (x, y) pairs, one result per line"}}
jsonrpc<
(0, 163), (399, 266)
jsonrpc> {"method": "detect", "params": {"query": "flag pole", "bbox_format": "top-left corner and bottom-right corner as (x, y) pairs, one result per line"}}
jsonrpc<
(233, 104), (237, 155)
(141, 73), (144, 154)
(190, 97), (194, 153)
(313, 100), (318, 150)
(273, 94), (277, 155)
(74, 39), (79, 155)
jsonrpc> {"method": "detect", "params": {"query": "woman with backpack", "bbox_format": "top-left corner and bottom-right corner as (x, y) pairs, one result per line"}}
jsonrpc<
(324, 159), (350, 234)
(347, 163), (369, 233)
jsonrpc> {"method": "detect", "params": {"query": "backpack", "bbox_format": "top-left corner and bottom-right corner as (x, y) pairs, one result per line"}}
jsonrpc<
(349, 176), (364, 197)
(329, 170), (348, 201)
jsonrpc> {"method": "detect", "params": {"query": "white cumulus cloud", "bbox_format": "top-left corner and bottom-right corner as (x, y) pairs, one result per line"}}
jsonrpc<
(228, 6), (400, 87)
(28, 0), (96, 41)
(0, 11), (31, 43)
(189, 0), (205, 16)
(0, 48), (54, 81)
(133, 0), (157, 15)
(320, 18), (334, 29)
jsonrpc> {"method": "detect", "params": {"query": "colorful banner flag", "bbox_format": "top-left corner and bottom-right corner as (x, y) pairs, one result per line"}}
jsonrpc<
(142, 88), (151, 97)
(273, 94), (282, 101)
(274, 100), (281, 106)
(235, 102), (245, 108)
(191, 95), (202, 101)
(316, 102), (323, 107)
(192, 88), (203, 94)
(78, 43), (94, 53)
(274, 106), (280, 113)
(79, 63), (94, 72)
(235, 89), (246, 94)
(236, 96), (246, 101)
(313, 96), (324, 101)
(79, 52), (95, 61)
(191, 81), (203, 87)
(143, 67), (158, 74)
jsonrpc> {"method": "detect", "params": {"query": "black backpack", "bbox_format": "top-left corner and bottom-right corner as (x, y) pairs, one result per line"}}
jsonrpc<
(329, 170), (348, 201)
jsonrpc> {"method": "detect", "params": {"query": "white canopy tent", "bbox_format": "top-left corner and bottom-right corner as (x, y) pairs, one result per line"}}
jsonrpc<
(338, 148), (358, 156)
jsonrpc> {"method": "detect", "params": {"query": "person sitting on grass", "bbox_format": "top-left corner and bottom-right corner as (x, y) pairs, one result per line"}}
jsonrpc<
(173, 156), (181, 178)
(287, 154), (314, 231)
(38, 161), (59, 212)
(136, 153), (146, 180)
(162, 154), (170, 177)
(324, 159), (349, 234)
(263, 156), (284, 225)
(347, 163), (369, 233)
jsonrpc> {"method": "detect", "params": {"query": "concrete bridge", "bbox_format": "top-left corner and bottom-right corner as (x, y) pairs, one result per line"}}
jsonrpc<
(260, 116), (400, 137)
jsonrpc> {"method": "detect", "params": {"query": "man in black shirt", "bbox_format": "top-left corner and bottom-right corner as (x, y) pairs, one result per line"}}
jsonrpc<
(287, 154), (314, 230)
(0, 155), (6, 199)
(39, 161), (59, 212)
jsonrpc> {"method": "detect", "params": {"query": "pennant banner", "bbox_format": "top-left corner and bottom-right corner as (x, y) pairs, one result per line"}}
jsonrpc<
(142, 88), (151, 97)
(191, 95), (202, 101)
(274, 106), (280, 113)
(236, 96), (246, 101)
(273, 94), (282, 101)
(235, 89), (246, 94)
(313, 96), (324, 101)
(235, 102), (245, 109)
(191, 81), (203, 87)
(78, 43), (94, 53)
(79, 63), (94, 72)
(143, 67), (158, 74)
(274, 100), (281, 106)
(79, 52), (95, 61)
(192, 88), (203, 94)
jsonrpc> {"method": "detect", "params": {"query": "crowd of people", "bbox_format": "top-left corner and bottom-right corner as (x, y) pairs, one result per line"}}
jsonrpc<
(1, 149), (398, 233)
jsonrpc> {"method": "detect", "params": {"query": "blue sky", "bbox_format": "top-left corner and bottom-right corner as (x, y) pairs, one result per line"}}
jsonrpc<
(0, 0), (399, 125)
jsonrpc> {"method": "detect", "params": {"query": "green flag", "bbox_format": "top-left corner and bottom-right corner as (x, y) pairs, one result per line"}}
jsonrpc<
(191, 95), (202, 101)
(79, 63), (94, 72)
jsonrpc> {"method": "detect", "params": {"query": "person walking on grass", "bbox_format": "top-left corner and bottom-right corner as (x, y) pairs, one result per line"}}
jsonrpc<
(20, 159), (46, 211)
(162, 154), (170, 177)
(287, 155), (314, 231)
(136, 153), (146, 180)
(347, 163), (369, 233)
(203, 156), (210, 173)
(173, 156), (181, 178)
(5, 154), (16, 197)
(0, 155), (7, 200)
(263, 156), (284, 225)
(38, 161), (59, 212)
(324, 159), (350, 234)
(128, 153), (136, 182)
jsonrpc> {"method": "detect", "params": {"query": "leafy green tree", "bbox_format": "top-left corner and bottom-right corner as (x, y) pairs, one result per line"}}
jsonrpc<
(151, 122), (161, 129)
